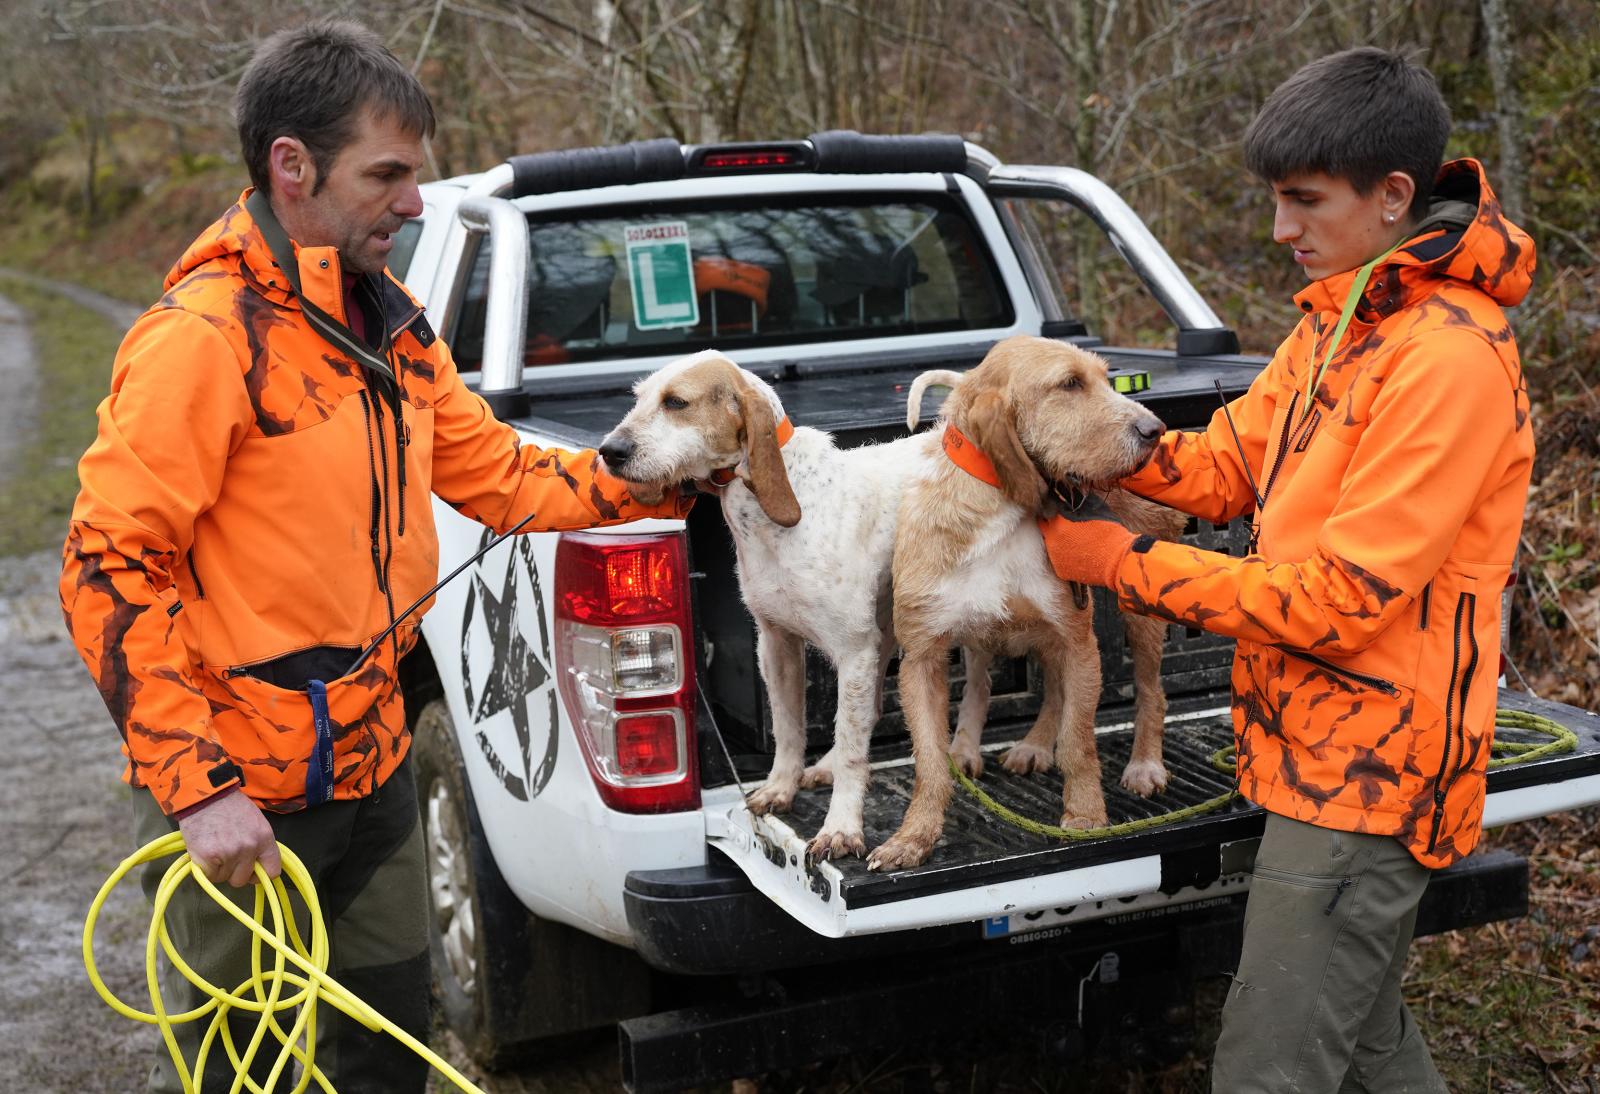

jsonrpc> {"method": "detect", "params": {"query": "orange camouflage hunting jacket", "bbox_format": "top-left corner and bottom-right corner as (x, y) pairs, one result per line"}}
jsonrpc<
(1114, 160), (1535, 868)
(61, 192), (684, 816)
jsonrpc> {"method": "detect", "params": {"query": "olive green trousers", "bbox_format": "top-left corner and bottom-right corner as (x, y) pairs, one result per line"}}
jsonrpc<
(1212, 812), (1449, 1093)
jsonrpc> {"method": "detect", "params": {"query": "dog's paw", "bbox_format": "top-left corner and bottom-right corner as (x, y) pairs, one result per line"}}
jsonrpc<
(867, 831), (936, 872)
(1058, 807), (1109, 830)
(807, 826), (867, 863)
(949, 739), (985, 778)
(1000, 742), (1053, 775)
(745, 781), (797, 815)
(799, 761), (834, 789)
(1120, 758), (1169, 798)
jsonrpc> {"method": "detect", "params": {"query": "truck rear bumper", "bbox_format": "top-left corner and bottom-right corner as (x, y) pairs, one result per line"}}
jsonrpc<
(620, 848), (1527, 1091)
(623, 845), (1527, 977)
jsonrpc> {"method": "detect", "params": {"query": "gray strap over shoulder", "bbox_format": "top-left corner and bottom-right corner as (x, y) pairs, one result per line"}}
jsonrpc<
(245, 189), (396, 389)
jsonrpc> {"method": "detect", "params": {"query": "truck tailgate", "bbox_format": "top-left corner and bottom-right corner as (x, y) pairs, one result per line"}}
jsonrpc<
(702, 689), (1600, 939)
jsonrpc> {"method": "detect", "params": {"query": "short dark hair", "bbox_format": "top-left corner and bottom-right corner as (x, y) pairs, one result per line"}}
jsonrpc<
(235, 19), (435, 196)
(1243, 47), (1450, 220)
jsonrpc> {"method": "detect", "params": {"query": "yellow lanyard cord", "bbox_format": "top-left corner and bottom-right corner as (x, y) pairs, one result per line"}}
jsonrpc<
(1301, 239), (1404, 425)
(83, 832), (487, 1094)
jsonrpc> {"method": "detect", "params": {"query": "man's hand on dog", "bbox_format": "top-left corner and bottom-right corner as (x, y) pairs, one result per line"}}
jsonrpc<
(1037, 492), (1137, 589)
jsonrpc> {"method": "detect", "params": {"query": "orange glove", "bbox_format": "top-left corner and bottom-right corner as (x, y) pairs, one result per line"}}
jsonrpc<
(1037, 493), (1137, 589)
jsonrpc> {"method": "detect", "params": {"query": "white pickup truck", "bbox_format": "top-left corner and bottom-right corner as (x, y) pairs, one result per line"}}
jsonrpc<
(383, 132), (1600, 1091)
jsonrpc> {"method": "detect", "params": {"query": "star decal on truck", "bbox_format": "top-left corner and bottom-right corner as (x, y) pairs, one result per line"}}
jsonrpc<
(459, 531), (558, 801)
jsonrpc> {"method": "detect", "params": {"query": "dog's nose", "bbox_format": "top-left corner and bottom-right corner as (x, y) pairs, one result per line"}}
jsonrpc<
(599, 434), (635, 469)
(1134, 415), (1164, 444)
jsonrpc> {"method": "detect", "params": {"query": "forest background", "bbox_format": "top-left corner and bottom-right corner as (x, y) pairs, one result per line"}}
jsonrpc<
(0, 1), (1595, 1089)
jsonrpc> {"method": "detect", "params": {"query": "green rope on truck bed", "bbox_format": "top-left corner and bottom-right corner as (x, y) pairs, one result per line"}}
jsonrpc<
(947, 762), (1238, 841)
(954, 707), (1578, 843)
(1488, 708), (1580, 766)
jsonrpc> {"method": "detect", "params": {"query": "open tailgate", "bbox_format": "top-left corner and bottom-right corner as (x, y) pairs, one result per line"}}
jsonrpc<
(702, 690), (1600, 939)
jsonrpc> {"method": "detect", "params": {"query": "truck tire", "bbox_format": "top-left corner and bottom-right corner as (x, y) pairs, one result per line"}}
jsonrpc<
(410, 698), (652, 1067)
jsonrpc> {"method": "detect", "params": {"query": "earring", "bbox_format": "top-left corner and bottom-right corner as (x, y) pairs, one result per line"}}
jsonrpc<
(1385, 214), (1395, 224)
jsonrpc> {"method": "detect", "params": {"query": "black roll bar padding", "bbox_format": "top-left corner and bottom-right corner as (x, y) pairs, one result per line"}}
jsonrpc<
(479, 387), (532, 420)
(507, 138), (685, 198)
(807, 130), (969, 175)
(1176, 327), (1242, 357)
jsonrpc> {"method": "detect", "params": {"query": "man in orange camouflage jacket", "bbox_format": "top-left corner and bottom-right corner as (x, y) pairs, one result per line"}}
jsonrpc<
(1040, 49), (1534, 1092)
(60, 20), (685, 1092)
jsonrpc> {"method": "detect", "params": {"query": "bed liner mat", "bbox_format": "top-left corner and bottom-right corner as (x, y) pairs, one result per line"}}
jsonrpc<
(704, 689), (1600, 934)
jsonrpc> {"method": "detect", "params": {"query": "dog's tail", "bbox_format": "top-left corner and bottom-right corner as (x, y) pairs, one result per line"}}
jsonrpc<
(906, 369), (966, 431)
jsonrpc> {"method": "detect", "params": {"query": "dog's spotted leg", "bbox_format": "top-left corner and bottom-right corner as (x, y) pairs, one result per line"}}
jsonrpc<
(949, 646), (992, 777)
(808, 645), (880, 861)
(746, 621), (806, 815)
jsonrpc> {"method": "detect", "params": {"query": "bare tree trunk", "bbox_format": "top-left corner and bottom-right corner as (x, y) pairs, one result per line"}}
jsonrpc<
(1069, 0), (1102, 332)
(1479, 0), (1527, 223)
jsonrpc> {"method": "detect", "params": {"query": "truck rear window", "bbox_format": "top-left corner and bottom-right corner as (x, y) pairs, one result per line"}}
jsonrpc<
(451, 193), (1012, 369)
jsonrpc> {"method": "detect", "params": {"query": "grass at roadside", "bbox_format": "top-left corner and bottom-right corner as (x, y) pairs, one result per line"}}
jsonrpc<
(0, 278), (119, 557)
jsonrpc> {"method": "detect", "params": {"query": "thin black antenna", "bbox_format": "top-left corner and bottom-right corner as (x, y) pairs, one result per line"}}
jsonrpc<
(1213, 379), (1264, 512)
(342, 509), (543, 677)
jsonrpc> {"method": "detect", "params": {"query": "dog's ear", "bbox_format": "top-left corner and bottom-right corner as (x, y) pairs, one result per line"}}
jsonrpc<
(962, 388), (1047, 512)
(737, 383), (802, 527)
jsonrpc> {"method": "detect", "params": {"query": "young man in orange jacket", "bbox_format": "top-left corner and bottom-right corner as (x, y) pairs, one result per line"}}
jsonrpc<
(1040, 48), (1534, 1091)
(60, 20), (687, 1091)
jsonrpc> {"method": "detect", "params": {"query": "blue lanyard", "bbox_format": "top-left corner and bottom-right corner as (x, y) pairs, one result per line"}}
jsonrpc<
(305, 679), (336, 805)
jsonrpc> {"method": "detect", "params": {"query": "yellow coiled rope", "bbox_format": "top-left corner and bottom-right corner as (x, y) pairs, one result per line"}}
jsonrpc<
(83, 831), (485, 1094)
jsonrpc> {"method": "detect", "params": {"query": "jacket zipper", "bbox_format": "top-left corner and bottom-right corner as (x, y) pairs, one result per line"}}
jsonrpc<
(1417, 580), (1433, 631)
(188, 547), (207, 600)
(1276, 646), (1399, 696)
(1428, 593), (1479, 853)
(392, 399), (406, 540)
(1250, 392), (1300, 551)
(370, 384), (398, 624)
(368, 277), (408, 540)
(358, 391), (389, 602)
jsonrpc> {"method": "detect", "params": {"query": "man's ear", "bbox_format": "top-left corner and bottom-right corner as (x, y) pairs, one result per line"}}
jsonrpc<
(268, 135), (316, 201)
(962, 389), (1047, 513)
(736, 383), (801, 527)
(1382, 170), (1417, 226)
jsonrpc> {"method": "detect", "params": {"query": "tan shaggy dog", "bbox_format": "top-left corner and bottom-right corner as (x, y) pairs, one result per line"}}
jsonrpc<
(869, 335), (1186, 872)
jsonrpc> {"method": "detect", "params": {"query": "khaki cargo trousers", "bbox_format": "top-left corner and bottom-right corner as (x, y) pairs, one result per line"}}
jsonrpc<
(1212, 812), (1449, 1093)
(132, 757), (432, 1093)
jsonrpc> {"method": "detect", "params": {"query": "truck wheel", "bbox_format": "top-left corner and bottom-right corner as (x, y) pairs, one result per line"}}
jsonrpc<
(410, 698), (651, 1067)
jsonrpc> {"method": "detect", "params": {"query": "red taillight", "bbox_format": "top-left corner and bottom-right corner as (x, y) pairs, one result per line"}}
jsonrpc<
(616, 713), (680, 777)
(554, 532), (699, 813)
(560, 538), (683, 624)
(606, 546), (679, 617)
(701, 149), (799, 170)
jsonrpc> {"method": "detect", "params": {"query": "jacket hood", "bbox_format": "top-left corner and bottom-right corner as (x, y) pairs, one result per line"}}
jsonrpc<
(164, 190), (298, 306)
(1294, 159), (1536, 318)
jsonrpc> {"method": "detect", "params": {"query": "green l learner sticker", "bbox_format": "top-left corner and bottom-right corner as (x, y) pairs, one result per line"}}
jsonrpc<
(626, 221), (699, 331)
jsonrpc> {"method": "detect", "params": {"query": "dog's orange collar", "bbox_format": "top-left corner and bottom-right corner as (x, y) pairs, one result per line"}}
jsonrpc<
(708, 416), (795, 487)
(942, 423), (1000, 488)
